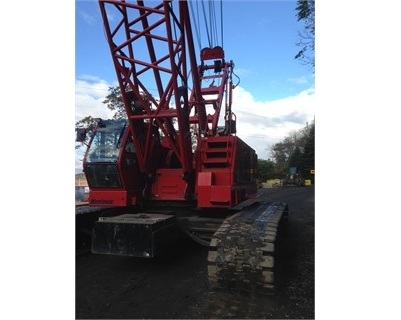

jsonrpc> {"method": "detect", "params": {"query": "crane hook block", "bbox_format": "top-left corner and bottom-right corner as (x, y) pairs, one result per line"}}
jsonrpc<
(200, 46), (225, 62)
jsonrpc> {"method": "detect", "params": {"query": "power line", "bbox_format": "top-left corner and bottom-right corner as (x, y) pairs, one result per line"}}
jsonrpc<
(75, 84), (160, 96)
(75, 85), (111, 93)
(240, 134), (285, 140)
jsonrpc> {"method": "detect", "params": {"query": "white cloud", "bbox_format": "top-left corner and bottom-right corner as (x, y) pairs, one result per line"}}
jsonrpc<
(232, 85), (315, 159)
(75, 147), (85, 174)
(75, 77), (117, 173)
(75, 77), (117, 122)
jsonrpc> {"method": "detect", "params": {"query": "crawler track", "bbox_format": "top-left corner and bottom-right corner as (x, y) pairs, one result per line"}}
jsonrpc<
(207, 201), (288, 294)
(76, 204), (116, 250)
(76, 200), (289, 294)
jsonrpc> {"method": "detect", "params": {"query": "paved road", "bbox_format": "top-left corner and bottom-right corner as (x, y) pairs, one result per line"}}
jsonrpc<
(76, 186), (315, 319)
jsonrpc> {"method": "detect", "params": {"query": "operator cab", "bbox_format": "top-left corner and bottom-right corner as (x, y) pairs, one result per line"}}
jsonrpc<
(86, 119), (126, 163)
(84, 119), (127, 189)
(82, 119), (141, 206)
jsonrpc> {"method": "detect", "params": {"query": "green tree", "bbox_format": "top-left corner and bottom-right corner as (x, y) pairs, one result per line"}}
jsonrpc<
(257, 159), (275, 182)
(269, 119), (315, 178)
(102, 86), (127, 120)
(295, 0), (315, 71)
(270, 140), (292, 175)
(75, 116), (100, 149)
(288, 146), (303, 169)
(300, 120), (315, 181)
(270, 129), (307, 175)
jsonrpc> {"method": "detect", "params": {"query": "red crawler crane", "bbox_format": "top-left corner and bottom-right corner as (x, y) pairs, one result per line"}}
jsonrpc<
(77, 0), (288, 294)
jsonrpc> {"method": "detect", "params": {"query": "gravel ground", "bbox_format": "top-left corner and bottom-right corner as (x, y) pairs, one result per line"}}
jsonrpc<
(76, 186), (314, 319)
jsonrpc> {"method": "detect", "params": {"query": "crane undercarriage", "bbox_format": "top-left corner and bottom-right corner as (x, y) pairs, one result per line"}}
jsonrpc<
(91, 196), (288, 294)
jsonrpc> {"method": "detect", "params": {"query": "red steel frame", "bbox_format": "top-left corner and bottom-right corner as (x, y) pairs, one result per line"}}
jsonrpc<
(97, 0), (255, 207)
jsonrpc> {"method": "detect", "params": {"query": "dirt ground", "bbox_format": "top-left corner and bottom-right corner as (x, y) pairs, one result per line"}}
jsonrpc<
(76, 186), (315, 319)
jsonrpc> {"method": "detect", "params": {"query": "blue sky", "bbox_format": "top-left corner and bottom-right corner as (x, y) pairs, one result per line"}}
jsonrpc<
(75, 0), (315, 171)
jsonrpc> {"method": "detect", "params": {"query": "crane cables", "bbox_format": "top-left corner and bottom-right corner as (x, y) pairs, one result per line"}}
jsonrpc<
(189, 0), (224, 52)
